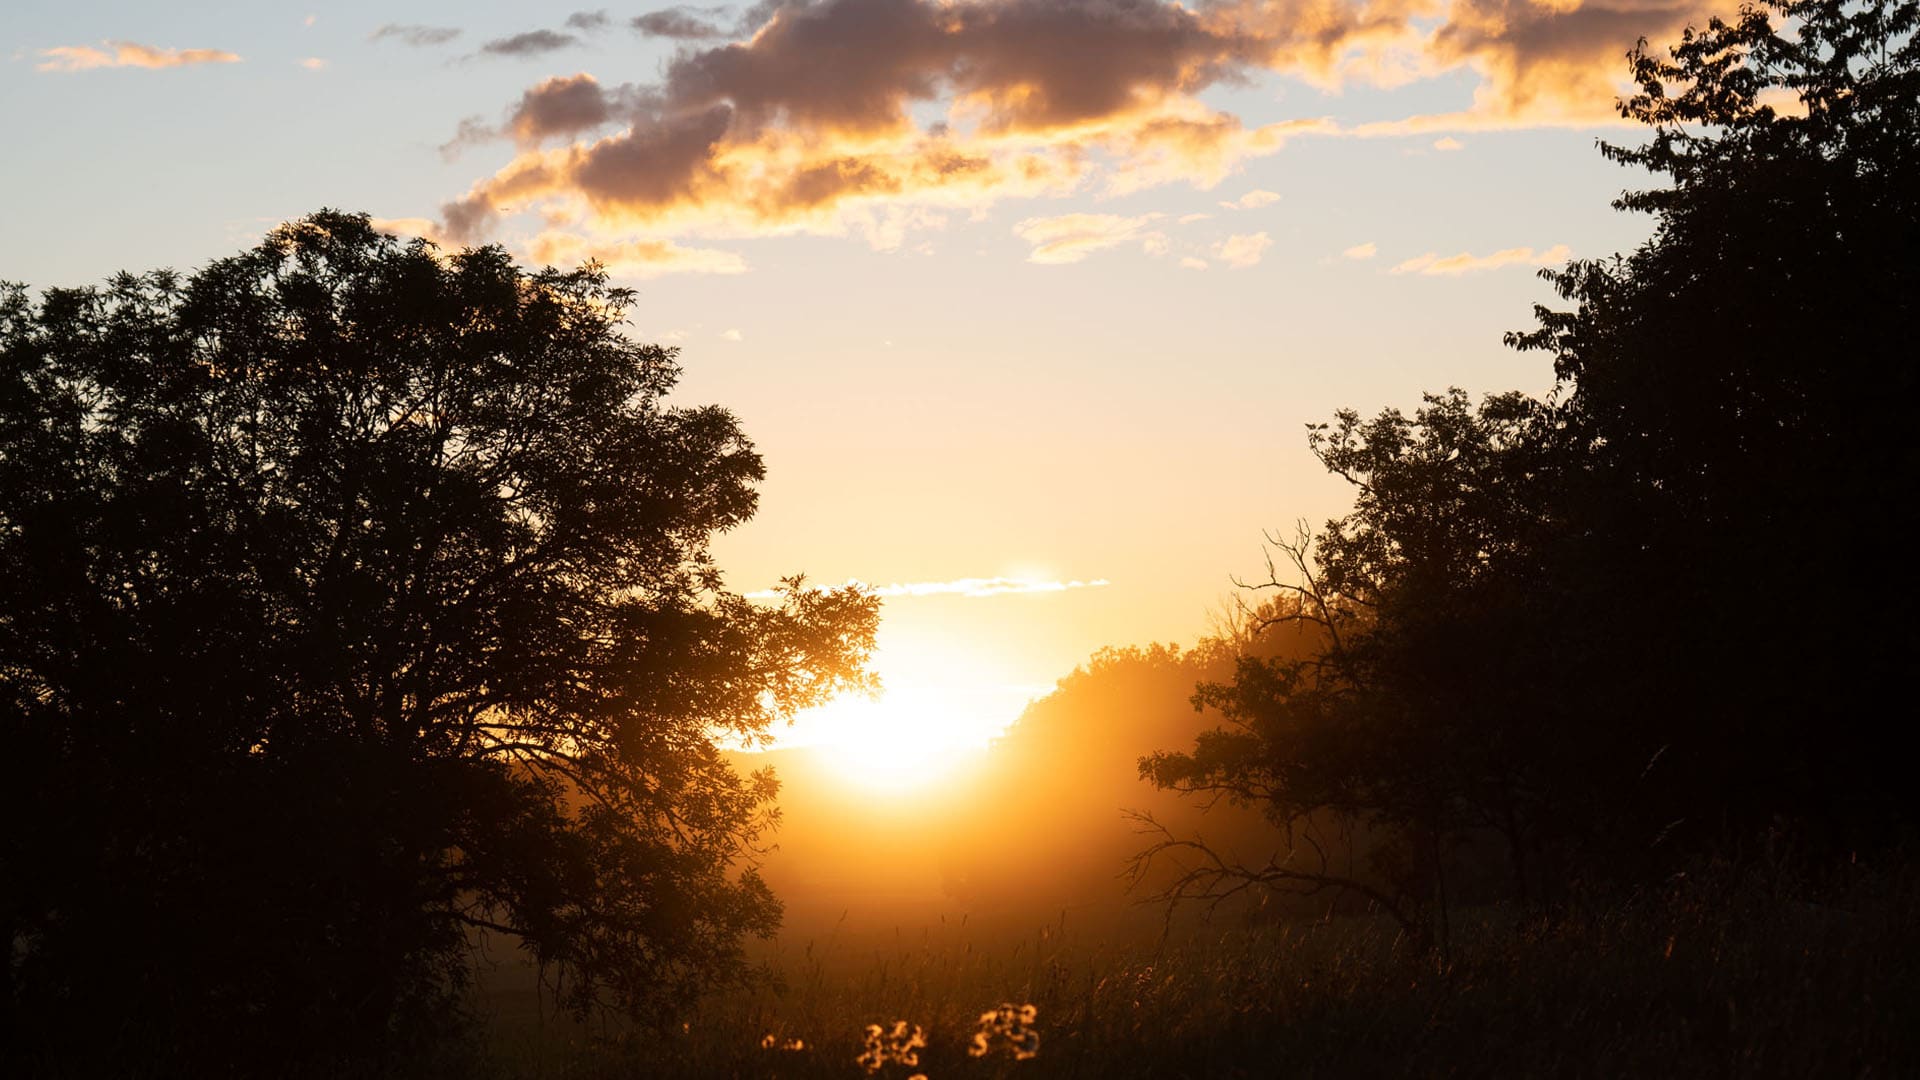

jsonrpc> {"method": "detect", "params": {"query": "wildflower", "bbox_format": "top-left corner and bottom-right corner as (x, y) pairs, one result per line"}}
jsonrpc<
(856, 1019), (927, 1074)
(970, 1002), (1041, 1061)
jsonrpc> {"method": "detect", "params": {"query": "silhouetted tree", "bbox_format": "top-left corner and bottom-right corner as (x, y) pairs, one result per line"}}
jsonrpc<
(1512, 0), (1920, 849)
(0, 213), (877, 1073)
(1141, 0), (1919, 932)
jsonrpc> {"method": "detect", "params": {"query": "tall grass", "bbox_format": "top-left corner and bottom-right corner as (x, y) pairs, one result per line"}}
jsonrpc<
(473, 855), (1920, 1078)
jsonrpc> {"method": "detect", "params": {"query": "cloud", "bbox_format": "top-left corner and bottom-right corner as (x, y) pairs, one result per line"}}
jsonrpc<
(1430, 0), (1714, 125)
(1179, 256), (1209, 270)
(479, 30), (580, 58)
(1343, 241), (1377, 259)
(505, 73), (624, 144)
(720, 327), (745, 340)
(1213, 231), (1272, 268)
(632, 8), (731, 39)
(1013, 213), (1164, 265)
(566, 10), (613, 32)
(370, 24), (461, 47)
(440, 73), (658, 159)
(1221, 189), (1281, 210)
(1177, 212), (1212, 224)
(439, 117), (497, 160)
(298, 57), (327, 71)
(526, 230), (749, 276)
(1391, 242), (1571, 275)
(37, 41), (241, 72)
(439, 0), (1371, 246)
(439, 0), (1738, 256)
(369, 217), (446, 243)
(746, 576), (1113, 600)
(1433, 135), (1464, 150)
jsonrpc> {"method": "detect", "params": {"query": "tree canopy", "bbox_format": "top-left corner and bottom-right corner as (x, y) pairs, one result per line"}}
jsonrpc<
(1141, 0), (1920, 934)
(0, 213), (877, 1073)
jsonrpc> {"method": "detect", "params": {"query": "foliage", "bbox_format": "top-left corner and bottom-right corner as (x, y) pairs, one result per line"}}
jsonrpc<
(0, 212), (877, 1073)
(1512, 0), (1920, 845)
(1140, 0), (1920, 934)
(489, 855), (1920, 1079)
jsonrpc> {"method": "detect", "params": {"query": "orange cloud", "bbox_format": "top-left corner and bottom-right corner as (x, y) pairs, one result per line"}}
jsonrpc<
(37, 41), (242, 72)
(1214, 231), (1274, 268)
(1391, 242), (1571, 275)
(437, 0), (1394, 248)
(1014, 212), (1165, 264)
(431, 0), (1738, 268)
(1221, 189), (1282, 209)
(368, 217), (445, 243)
(1430, 0), (1714, 123)
(525, 231), (749, 277)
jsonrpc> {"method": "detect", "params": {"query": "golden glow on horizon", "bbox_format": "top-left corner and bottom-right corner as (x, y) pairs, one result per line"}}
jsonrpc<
(782, 691), (996, 795)
(752, 626), (1053, 799)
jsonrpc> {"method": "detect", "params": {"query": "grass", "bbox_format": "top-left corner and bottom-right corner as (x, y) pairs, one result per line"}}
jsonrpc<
(469, 857), (1920, 1079)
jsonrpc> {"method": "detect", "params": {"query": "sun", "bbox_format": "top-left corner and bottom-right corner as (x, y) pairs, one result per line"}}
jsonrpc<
(780, 691), (988, 795)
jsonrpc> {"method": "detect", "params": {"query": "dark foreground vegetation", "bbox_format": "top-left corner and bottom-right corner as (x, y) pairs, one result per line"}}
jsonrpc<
(484, 854), (1920, 1078)
(4, 0), (1917, 1074)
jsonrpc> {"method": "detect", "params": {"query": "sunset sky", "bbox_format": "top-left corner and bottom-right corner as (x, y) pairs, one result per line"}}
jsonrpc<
(1, 0), (1720, 777)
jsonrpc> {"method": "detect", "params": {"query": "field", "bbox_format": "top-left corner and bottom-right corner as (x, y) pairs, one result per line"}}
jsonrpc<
(469, 856), (1920, 1079)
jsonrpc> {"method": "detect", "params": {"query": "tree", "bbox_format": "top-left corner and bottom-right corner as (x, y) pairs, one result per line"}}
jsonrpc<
(0, 212), (878, 1073)
(1140, 0), (1920, 932)
(1511, 0), (1920, 845)
(1137, 398), (1568, 942)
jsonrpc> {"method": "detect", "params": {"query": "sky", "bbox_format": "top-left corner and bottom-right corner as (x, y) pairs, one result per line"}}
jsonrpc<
(0, 0), (1722, 779)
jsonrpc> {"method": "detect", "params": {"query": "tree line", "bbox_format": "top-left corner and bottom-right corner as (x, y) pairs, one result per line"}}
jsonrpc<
(0, 220), (877, 1073)
(1137, 0), (1920, 942)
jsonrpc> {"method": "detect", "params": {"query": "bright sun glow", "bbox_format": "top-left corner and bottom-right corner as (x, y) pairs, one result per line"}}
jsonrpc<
(751, 629), (1055, 797)
(780, 688), (997, 794)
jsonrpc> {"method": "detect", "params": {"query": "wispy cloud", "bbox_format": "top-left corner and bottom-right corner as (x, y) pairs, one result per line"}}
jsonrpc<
(369, 24), (461, 47)
(478, 30), (580, 58)
(748, 576), (1113, 600)
(369, 217), (445, 243)
(1014, 213), (1164, 265)
(1391, 243), (1571, 276)
(1213, 231), (1273, 269)
(1343, 241), (1377, 260)
(1433, 136), (1464, 151)
(37, 41), (240, 72)
(632, 8), (731, 40)
(526, 230), (748, 277)
(1220, 189), (1281, 210)
(566, 10), (613, 33)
